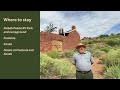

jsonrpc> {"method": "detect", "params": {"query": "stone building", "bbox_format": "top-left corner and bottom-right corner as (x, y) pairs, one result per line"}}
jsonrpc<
(40, 25), (80, 52)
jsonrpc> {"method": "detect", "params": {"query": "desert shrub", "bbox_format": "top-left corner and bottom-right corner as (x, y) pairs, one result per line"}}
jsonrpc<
(47, 51), (60, 59)
(40, 53), (75, 79)
(60, 50), (75, 58)
(86, 45), (104, 54)
(100, 46), (110, 53)
(103, 49), (120, 67)
(114, 45), (120, 49)
(88, 41), (93, 44)
(104, 64), (120, 79)
(85, 47), (92, 53)
(92, 49), (106, 58)
(40, 57), (56, 78)
(106, 39), (119, 46)
(80, 40), (90, 45)
(86, 45), (95, 53)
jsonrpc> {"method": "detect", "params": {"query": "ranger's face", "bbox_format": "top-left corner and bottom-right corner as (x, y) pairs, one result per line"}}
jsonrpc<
(79, 46), (85, 53)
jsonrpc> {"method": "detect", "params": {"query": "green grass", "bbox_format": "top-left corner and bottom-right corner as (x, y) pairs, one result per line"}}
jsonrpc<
(85, 45), (107, 59)
(81, 33), (120, 79)
(102, 49), (120, 79)
(81, 34), (120, 46)
(100, 46), (110, 53)
(40, 52), (75, 79)
(60, 50), (75, 59)
(104, 64), (120, 79)
(47, 51), (60, 59)
(106, 39), (120, 46)
(40, 33), (120, 79)
(102, 49), (120, 67)
(47, 50), (76, 59)
(92, 50), (106, 58)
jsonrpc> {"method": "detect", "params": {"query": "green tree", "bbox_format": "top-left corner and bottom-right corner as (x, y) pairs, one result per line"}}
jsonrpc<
(99, 34), (109, 38)
(111, 33), (114, 36)
(45, 23), (57, 33)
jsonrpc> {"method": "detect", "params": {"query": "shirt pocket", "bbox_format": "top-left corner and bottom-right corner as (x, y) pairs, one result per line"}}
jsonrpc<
(85, 57), (91, 63)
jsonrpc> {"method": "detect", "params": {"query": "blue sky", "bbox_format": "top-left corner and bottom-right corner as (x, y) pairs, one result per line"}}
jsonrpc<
(105, 23), (120, 35)
(40, 11), (120, 38)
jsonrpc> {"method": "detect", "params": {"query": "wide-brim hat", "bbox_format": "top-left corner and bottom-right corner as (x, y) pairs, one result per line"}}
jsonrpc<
(76, 43), (86, 49)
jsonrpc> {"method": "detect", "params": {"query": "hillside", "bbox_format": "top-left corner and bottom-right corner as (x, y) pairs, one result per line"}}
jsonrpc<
(81, 33), (120, 46)
(40, 33), (120, 79)
(80, 33), (120, 79)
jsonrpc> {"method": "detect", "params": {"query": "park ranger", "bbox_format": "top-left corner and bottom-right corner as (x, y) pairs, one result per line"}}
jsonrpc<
(72, 43), (94, 79)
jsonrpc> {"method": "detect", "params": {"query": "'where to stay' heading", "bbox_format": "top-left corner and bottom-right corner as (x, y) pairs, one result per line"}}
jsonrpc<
(3, 18), (32, 22)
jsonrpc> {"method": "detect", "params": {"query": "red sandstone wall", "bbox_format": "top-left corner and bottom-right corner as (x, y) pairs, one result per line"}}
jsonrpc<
(40, 32), (65, 52)
(40, 30), (80, 52)
(40, 32), (51, 52)
(63, 30), (80, 50)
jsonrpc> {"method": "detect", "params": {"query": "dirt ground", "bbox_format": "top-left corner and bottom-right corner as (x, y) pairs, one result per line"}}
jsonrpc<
(92, 58), (105, 79)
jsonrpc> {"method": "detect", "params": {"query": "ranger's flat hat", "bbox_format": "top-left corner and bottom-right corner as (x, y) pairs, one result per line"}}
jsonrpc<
(76, 43), (86, 49)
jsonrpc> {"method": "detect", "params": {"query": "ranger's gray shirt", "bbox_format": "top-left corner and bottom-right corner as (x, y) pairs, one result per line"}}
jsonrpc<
(72, 51), (94, 71)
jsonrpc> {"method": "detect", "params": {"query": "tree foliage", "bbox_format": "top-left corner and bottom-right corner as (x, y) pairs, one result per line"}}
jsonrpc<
(44, 23), (57, 33)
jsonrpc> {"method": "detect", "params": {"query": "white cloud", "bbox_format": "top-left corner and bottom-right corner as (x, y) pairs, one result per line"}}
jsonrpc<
(40, 11), (120, 38)
(40, 11), (65, 25)
(40, 11), (67, 33)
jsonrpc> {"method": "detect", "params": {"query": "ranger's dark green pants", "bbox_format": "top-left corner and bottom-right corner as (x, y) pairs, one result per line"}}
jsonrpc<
(76, 70), (93, 79)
